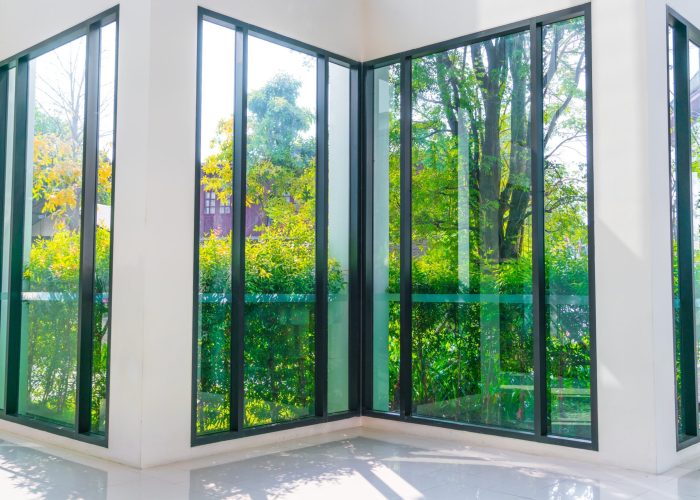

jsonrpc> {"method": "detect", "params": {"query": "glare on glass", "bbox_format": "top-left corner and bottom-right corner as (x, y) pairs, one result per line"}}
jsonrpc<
(372, 64), (400, 413)
(328, 62), (350, 414)
(410, 32), (534, 431)
(196, 20), (236, 436)
(18, 35), (87, 427)
(244, 34), (317, 427)
(543, 17), (592, 440)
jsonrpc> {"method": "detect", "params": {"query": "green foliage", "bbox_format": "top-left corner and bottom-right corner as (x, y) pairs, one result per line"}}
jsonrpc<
(196, 71), (345, 432)
(20, 91), (113, 431)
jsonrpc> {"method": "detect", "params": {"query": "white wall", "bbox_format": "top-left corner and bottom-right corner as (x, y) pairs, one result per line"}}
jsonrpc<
(2, 0), (700, 473)
(0, 0), (364, 468)
(361, 0), (585, 61)
(651, 0), (700, 473)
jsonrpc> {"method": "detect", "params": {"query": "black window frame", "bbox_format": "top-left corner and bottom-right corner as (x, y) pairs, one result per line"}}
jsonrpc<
(668, 7), (700, 451)
(192, 7), (362, 446)
(361, 3), (598, 451)
(0, 6), (119, 446)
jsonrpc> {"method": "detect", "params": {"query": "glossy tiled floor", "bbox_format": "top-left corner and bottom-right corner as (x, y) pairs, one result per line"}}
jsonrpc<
(0, 428), (699, 499)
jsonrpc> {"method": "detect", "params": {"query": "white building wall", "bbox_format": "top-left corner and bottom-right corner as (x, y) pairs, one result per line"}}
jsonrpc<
(1, 0), (700, 473)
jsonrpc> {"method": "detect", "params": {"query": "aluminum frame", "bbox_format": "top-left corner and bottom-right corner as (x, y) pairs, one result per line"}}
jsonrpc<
(361, 3), (598, 451)
(192, 7), (362, 446)
(668, 7), (700, 451)
(0, 6), (119, 446)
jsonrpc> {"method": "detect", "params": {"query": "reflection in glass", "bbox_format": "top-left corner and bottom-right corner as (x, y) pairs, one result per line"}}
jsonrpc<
(669, 25), (684, 439)
(543, 17), (592, 440)
(0, 68), (15, 411)
(372, 64), (400, 412)
(411, 32), (534, 430)
(196, 20), (235, 435)
(690, 41), (700, 432)
(244, 36), (317, 427)
(91, 22), (117, 435)
(328, 62), (350, 414)
(18, 36), (87, 426)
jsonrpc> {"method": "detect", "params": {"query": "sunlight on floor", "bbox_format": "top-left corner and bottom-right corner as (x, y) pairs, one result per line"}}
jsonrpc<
(0, 429), (699, 499)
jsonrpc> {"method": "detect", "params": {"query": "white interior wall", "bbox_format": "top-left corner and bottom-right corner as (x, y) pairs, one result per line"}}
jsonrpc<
(0, 0), (152, 468)
(652, 0), (700, 472)
(0, 0), (699, 473)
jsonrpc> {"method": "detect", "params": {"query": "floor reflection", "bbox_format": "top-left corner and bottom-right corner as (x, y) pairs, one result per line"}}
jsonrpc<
(0, 438), (108, 499)
(0, 431), (698, 499)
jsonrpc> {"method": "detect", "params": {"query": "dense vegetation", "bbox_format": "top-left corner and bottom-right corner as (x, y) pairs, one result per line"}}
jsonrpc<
(196, 18), (591, 438)
(17, 19), (591, 440)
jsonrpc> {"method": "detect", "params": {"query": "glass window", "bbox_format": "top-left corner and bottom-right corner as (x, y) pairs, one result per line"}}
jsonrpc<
(368, 14), (593, 443)
(0, 11), (118, 440)
(411, 32), (534, 430)
(196, 19), (235, 435)
(372, 64), (400, 413)
(204, 190), (217, 215)
(327, 62), (350, 414)
(669, 23), (683, 439)
(669, 16), (700, 444)
(0, 68), (15, 412)
(669, 19), (700, 442)
(543, 17), (592, 440)
(244, 35), (317, 427)
(219, 196), (231, 214)
(691, 41), (700, 435)
(18, 35), (88, 426)
(92, 21), (117, 436)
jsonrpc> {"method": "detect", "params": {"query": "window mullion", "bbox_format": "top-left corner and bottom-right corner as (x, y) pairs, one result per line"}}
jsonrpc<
(399, 56), (412, 418)
(231, 26), (247, 433)
(530, 21), (547, 439)
(76, 22), (101, 435)
(315, 55), (329, 418)
(5, 58), (30, 416)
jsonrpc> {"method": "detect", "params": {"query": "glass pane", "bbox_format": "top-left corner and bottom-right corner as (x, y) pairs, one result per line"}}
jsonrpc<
(411, 32), (534, 430)
(328, 62), (350, 414)
(19, 36), (87, 427)
(669, 25), (684, 439)
(543, 17), (592, 440)
(196, 20), (235, 435)
(690, 41), (700, 432)
(0, 68), (15, 411)
(91, 21), (117, 436)
(244, 35), (316, 427)
(372, 64), (400, 412)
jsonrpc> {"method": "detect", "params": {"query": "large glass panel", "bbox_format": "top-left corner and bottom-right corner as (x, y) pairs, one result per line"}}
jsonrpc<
(669, 25), (684, 439)
(244, 35), (316, 427)
(690, 41), (700, 433)
(0, 68), (15, 411)
(372, 64), (400, 412)
(91, 22), (117, 436)
(411, 32), (534, 430)
(543, 17), (592, 439)
(196, 20), (235, 435)
(19, 36), (87, 426)
(327, 62), (350, 414)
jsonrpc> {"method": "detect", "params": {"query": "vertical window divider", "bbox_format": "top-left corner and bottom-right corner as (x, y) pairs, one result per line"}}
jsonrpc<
(348, 64), (361, 413)
(0, 67), (7, 414)
(584, 4), (598, 448)
(361, 67), (374, 412)
(76, 21), (102, 435)
(231, 26), (248, 433)
(672, 19), (698, 437)
(315, 55), (329, 418)
(0, 67), (7, 409)
(399, 56), (412, 418)
(530, 21), (547, 439)
(5, 57), (30, 416)
(191, 11), (204, 442)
